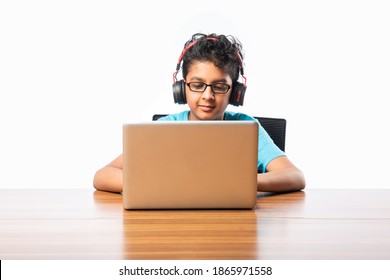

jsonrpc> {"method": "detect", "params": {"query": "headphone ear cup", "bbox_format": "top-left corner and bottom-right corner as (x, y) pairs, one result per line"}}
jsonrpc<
(172, 80), (187, 104)
(229, 82), (246, 106)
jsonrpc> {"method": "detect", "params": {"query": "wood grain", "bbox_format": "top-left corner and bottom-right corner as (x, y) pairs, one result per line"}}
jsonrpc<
(0, 189), (389, 259)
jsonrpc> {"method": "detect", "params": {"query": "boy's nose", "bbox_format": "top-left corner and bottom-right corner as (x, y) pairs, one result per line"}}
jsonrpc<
(201, 87), (215, 100)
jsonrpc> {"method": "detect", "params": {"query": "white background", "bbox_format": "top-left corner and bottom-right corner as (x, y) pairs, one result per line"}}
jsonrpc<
(1, 0), (389, 189)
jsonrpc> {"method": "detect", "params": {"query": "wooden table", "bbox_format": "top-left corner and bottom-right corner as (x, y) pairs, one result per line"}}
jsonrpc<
(1, 189), (390, 260)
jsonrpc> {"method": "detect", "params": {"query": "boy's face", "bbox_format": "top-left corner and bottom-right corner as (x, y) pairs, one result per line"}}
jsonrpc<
(185, 61), (232, 121)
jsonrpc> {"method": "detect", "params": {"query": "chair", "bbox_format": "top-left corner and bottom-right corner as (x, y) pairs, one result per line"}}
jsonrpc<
(152, 114), (286, 152)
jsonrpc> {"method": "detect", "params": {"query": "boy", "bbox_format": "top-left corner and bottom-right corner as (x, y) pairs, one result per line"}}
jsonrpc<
(93, 33), (305, 193)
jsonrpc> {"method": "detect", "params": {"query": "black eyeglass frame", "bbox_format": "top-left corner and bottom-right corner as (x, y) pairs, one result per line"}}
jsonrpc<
(185, 82), (231, 94)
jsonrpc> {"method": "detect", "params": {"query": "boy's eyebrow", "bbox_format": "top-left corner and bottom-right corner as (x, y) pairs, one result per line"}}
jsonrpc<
(188, 76), (229, 83)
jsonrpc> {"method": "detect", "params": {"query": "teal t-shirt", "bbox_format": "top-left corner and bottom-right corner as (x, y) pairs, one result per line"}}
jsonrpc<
(158, 111), (285, 173)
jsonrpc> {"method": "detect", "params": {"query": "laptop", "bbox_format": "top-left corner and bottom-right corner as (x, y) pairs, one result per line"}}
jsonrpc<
(122, 121), (258, 209)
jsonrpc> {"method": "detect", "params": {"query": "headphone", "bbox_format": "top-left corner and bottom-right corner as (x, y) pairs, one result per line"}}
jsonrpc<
(172, 38), (247, 106)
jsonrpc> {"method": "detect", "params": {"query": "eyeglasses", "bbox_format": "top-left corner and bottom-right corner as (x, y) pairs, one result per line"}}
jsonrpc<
(186, 82), (231, 94)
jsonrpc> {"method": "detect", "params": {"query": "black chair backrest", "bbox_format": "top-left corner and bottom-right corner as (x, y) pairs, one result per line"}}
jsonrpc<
(253, 117), (286, 152)
(152, 114), (286, 152)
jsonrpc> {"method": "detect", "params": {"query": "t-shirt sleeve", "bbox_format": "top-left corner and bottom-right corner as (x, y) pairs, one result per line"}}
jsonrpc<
(257, 123), (285, 173)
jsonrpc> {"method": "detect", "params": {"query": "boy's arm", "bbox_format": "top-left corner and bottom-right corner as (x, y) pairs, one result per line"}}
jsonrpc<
(257, 156), (306, 193)
(93, 154), (123, 193)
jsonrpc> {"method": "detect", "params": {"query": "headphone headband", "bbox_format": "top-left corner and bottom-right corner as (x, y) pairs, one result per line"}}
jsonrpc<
(174, 37), (244, 78)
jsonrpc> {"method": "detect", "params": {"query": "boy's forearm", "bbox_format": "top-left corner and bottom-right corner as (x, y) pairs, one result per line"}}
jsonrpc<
(93, 166), (123, 193)
(257, 168), (306, 193)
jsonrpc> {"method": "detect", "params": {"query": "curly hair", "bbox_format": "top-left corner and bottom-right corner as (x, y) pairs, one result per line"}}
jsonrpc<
(181, 33), (244, 82)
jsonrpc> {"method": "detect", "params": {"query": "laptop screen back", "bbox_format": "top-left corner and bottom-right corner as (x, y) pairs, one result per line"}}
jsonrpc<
(123, 121), (258, 209)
